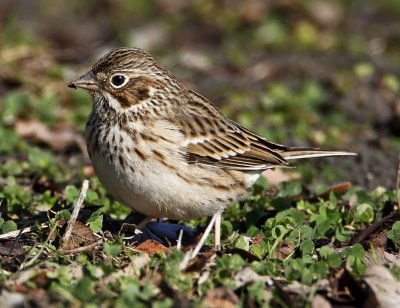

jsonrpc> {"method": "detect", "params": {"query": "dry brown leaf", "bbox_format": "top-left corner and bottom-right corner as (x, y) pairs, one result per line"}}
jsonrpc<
(316, 182), (352, 199)
(50, 220), (96, 251)
(203, 288), (240, 308)
(0, 240), (24, 256)
(62, 220), (96, 251)
(1, 46), (55, 76)
(134, 240), (170, 256)
(307, 182), (352, 203)
(14, 119), (87, 155)
(274, 241), (296, 260)
(82, 165), (95, 177)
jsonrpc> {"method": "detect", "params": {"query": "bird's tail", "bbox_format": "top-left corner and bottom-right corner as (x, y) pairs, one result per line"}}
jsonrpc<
(279, 147), (357, 160)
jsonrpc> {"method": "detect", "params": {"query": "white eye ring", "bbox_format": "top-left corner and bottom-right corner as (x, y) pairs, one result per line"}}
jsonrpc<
(110, 74), (129, 88)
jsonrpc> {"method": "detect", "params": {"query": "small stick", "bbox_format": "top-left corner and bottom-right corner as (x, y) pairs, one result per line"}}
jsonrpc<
(179, 251), (192, 270)
(0, 223), (49, 240)
(62, 180), (89, 247)
(397, 160), (400, 209)
(61, 239), (103, 255)
(214, 211), (222, 251)
(191, 212), (219, 259)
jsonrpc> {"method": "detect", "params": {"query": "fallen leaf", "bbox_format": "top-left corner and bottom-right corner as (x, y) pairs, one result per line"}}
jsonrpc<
(15, 119), (87, 155)
(82, 165), (95, 177)
(307, 182), (352, 202)
(134, 240), (170, 256)
(274, 242), (296, 260)
(203, 287), (240, 308)
(1, 46), (55, 76)
(0, 241), (24, 256)
(51, 220), (96, 251)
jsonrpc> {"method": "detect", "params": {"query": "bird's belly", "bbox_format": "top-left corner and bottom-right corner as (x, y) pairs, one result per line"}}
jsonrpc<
(90, 151), (156, 215)
(86, 118), (259, 220)
(90, 150), (252, 220)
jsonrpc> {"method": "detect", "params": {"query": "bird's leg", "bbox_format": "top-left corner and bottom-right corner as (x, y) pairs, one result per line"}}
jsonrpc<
(136, 216), (155, 230)
(214, 210), (222, 251)
(191, 210), (223, 259)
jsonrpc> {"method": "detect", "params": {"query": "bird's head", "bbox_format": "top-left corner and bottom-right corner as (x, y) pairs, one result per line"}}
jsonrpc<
(68, 47), (179, 112)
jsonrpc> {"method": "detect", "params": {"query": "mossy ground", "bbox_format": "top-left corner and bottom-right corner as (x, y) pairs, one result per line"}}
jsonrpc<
(0, 1), (400, 306)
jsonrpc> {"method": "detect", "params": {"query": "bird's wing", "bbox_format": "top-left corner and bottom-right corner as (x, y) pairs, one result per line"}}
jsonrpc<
(174, 90), (356, 171)
(176, 90), (291, 171)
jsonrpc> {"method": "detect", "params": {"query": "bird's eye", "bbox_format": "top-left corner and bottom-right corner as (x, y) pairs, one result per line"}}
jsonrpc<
(110, 74), (129, 88)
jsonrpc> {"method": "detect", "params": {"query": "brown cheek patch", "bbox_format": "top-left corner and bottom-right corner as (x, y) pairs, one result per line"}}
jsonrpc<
(113, 76), (155, 108)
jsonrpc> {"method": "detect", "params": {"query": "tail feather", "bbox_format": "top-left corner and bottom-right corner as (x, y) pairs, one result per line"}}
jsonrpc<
(280, 148), (357, 160)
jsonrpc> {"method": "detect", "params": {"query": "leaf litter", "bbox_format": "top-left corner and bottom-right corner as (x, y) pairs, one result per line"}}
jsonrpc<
(1, 1), (400, 307)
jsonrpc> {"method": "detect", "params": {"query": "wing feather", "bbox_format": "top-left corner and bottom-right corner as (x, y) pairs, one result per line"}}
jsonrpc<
(176, 91), (290, 171)
(175, 90), (355, 171)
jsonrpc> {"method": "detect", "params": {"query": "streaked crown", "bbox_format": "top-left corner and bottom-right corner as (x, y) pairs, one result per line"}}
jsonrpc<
(92, 47), (158, 75)
(69, 47), (182, 111)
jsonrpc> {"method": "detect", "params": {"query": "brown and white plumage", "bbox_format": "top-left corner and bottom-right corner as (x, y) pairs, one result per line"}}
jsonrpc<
(178, 90), (353, 171)
(68, 47), (356, 253)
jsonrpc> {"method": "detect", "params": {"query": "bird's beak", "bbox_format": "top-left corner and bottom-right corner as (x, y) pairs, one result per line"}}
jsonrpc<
(68, 71), (99, 91)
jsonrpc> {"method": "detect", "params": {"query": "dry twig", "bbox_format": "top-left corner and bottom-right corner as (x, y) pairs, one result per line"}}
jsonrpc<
(61, 180), (89, 248)
(61, 239), (103, 255)
(0, 223), (49, 240)
(396, 160), (400, 209)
